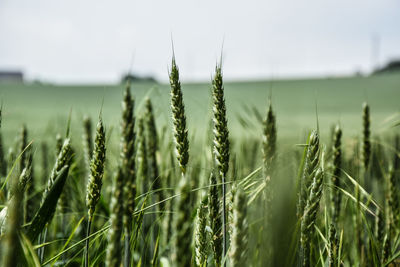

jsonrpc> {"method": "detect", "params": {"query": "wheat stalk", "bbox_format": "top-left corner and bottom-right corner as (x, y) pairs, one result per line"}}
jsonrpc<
(137, 117), (148, 195)
(172, 175), (192, 266)
(329, 223), (339, 267)
(18, 125), (28, 174)
(24, 147), (35, 223)
(229, 187), (248, 267)
(145, 98), (163, 211)
(105, 167), (124, 267)
(1, 170), (24, 267)
(136, 117), (155, 264)
(0, 108), (6, 178)
(209, 172), (222, 266)
(260, 101), (277, 261)
(85, 118), (106, 267)
(120, 83), (136, 267)
(41, 142), (49, 185)
(5, 148), (15, 199)
(169, 55), (192, 267)
(212, 63), (230, 263)
(382, 233), (391, 265)
(331, 125), (342, 225)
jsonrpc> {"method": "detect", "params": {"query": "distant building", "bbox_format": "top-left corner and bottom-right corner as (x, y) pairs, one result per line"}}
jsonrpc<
(0, 71), (24, 83)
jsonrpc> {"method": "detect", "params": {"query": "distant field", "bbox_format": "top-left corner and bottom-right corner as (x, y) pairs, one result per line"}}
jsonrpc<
(1, 72), (400, 266)
(0, 73), (399, 146)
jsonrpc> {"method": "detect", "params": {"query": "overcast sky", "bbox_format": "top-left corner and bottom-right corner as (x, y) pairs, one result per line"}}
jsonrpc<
(0, 0), (399, 83)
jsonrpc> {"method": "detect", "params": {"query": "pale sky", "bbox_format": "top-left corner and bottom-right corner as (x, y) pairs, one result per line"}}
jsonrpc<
(0, 0), (399, 83)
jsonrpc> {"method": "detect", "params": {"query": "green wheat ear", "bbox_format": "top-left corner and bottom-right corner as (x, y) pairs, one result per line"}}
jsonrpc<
(298, 130), (322, 267)
(300, 166), (324, 267)
(86, 118), (106, 221)
(375, 207), (384, 250)
(362, 102), (371, 170)
(82, 115), (93, 176)
(298, 130), (320, 218)
(136, 117), (148, 194)
(212, 64), (230, 180)
(388, 165), (400, 228)
(121, 83), (136, 221)
(145, 97), (163, 210)
(212, 63), (230, 262)
(262, 101), (277, 176)
(194, 196), (209, 266)
(331, 124), (342, 225)
(42, 138), (72, 204)
(169, 56), (189, 174)
(18, 124), (28, 174)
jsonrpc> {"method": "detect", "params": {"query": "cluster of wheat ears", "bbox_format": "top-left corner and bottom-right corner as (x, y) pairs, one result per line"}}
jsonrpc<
(0, 56), (399, 267)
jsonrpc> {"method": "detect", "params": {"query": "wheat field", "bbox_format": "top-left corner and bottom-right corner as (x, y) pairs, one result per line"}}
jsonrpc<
(0, 61), (399, 266)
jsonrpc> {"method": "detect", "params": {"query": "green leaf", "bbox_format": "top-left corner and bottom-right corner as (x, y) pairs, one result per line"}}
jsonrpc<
(51, 216), (85, 267)
(26, 166), (70, 242)
(20, 232), (41, 267)
(151, 234), (160, 267)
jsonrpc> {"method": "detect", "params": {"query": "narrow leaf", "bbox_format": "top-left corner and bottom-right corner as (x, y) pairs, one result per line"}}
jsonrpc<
(26, 166), (70, 241)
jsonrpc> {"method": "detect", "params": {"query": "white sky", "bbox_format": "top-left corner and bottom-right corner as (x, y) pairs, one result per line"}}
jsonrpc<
(0, 0), (399, 83)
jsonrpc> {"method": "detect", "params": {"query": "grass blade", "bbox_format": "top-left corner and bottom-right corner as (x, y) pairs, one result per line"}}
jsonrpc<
(26, 166), (70, 241)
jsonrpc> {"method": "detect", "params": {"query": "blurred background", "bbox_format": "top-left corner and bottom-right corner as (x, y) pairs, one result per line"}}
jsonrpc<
(0, 0), (399, 143)
(1, 0), (400, 83)
(2, 2), (400, 266)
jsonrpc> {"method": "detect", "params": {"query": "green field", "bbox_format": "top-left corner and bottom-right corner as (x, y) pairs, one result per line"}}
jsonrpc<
(0, 74), (400, 158)
(1, 70), (400, 266)
(0, 72), (399, 145)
